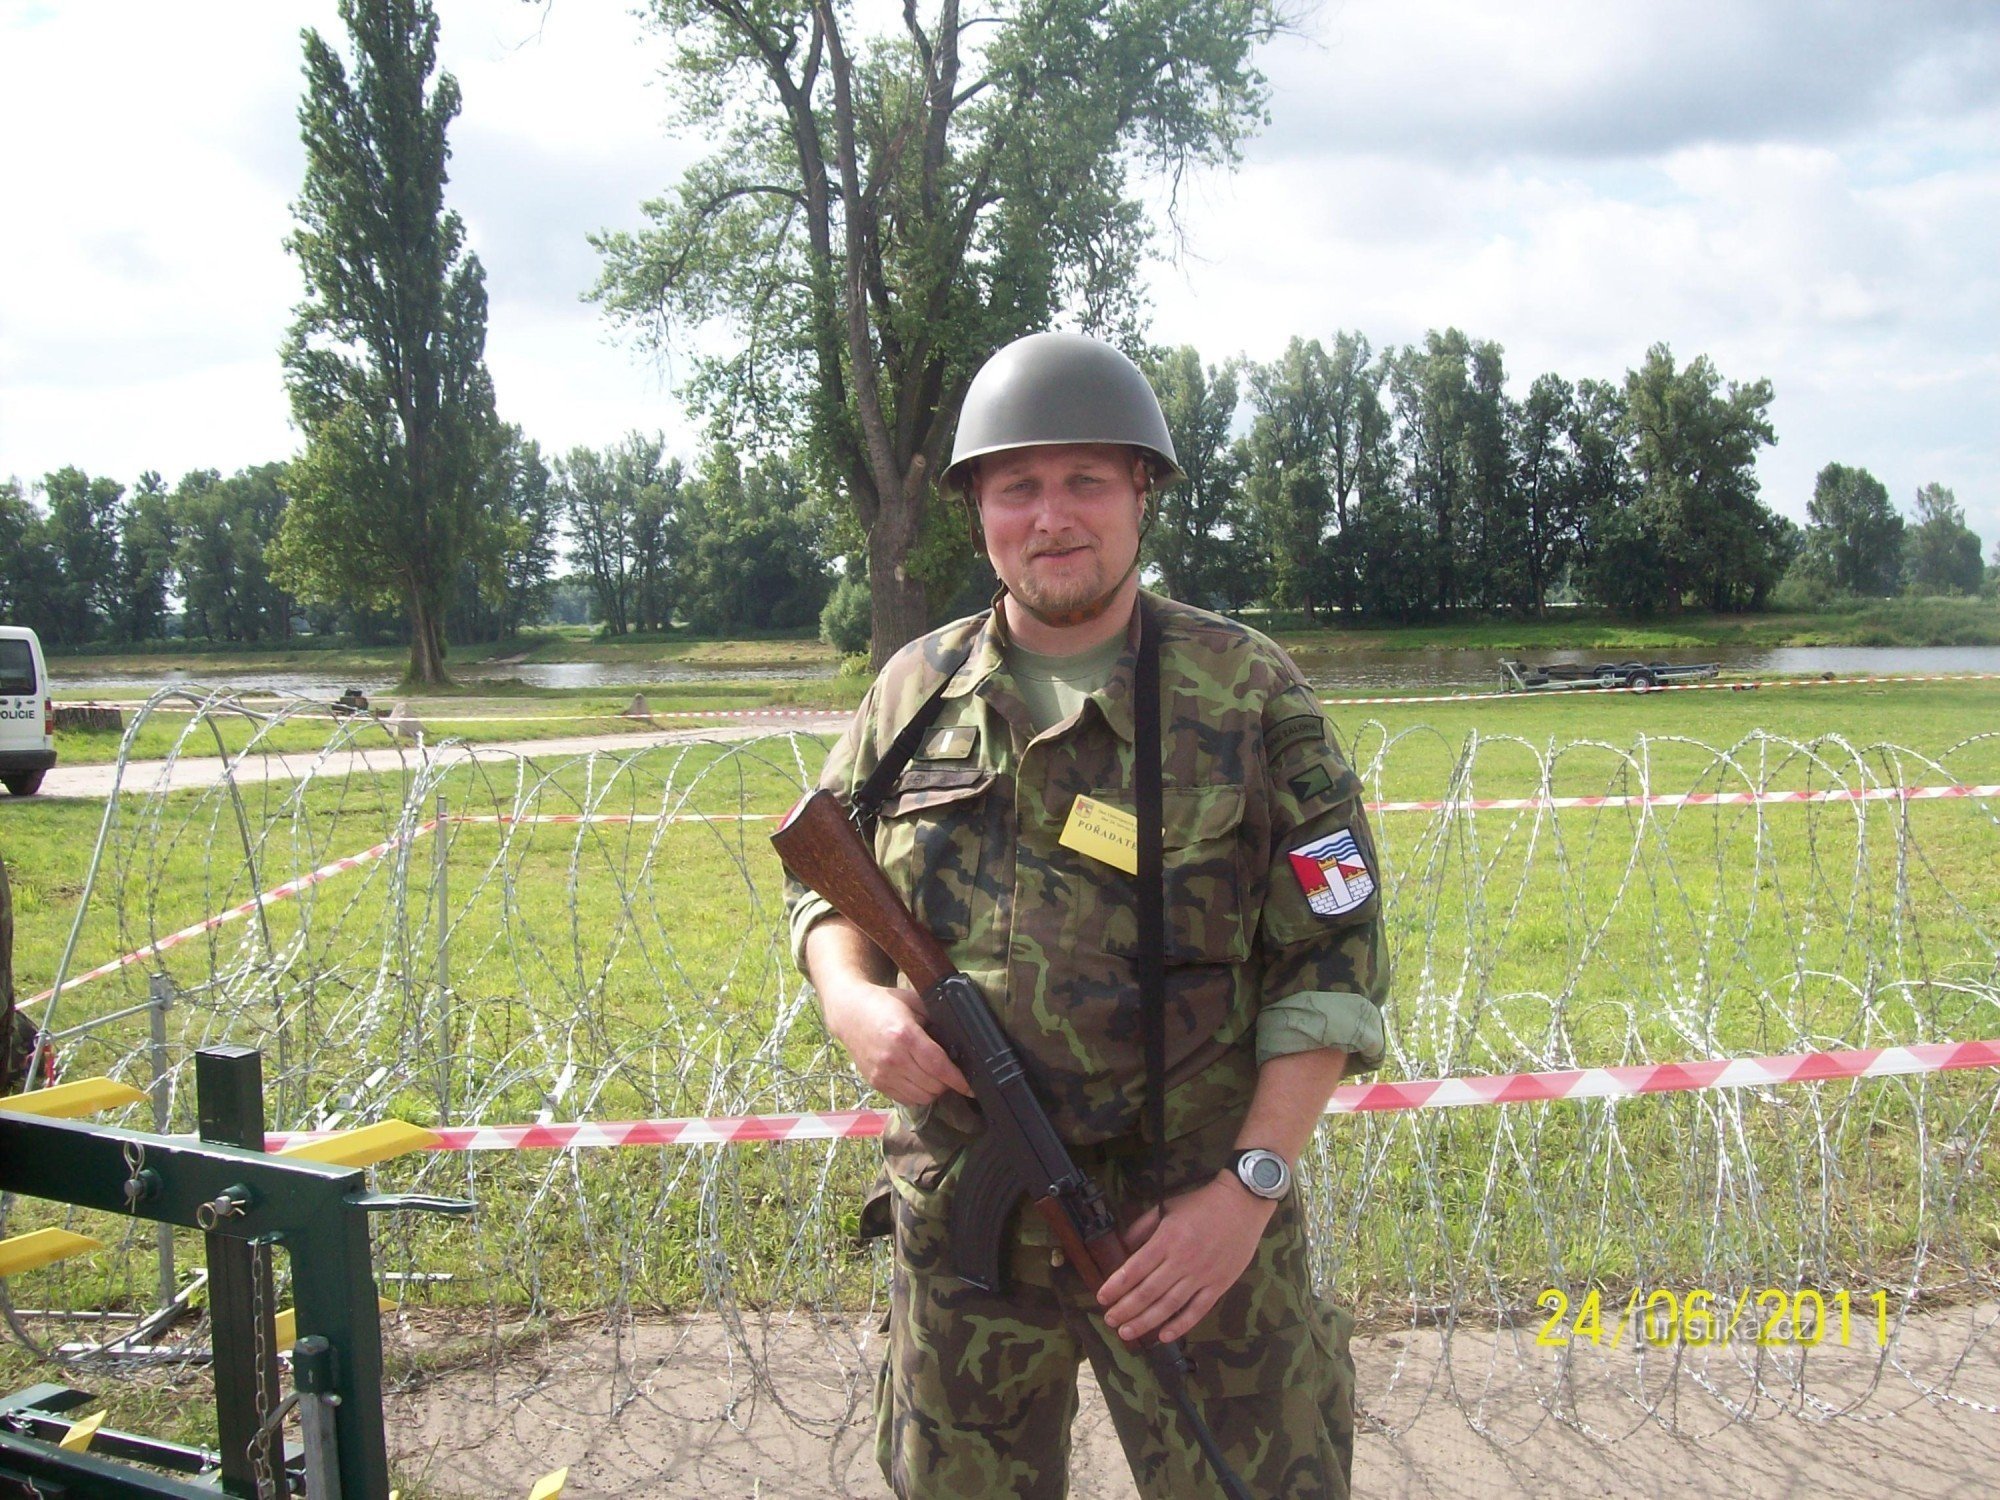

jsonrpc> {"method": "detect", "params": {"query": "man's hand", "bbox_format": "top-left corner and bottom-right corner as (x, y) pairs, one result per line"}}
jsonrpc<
(1095, 1174), (1275, 1345)
(804, 916), (971, 1107)
(821, 977), (973, 1108)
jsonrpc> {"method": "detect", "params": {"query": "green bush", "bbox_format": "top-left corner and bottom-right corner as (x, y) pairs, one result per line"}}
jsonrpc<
(1769, 554), (1846, 613)
(820, 574), (872, 656)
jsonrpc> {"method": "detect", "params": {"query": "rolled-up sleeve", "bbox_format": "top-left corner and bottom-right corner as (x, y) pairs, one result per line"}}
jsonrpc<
(1254, 987), (1387, 1071)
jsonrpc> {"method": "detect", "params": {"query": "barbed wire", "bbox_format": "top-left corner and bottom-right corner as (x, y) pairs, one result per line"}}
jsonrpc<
(4, 688), (1997, 1454)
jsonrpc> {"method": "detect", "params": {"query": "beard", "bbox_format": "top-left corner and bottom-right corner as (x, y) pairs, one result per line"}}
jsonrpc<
(1007, 534), (1140, 628)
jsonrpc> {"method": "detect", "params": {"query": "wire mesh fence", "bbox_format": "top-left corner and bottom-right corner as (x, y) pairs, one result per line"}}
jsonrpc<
(5, 688), (1998, 1449)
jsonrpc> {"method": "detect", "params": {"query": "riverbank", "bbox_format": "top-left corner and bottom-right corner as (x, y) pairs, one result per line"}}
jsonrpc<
(1267, 595), (2000, 653)
(40, 597), (2000, 682)
(44, 633), (840, 681)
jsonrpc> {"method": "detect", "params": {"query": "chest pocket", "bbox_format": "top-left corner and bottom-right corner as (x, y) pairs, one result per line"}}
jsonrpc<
(1079, 783), (1250, 965)
(876, 767), (997, 950)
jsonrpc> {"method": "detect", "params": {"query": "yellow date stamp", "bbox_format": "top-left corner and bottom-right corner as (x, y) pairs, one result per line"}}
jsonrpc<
(1535, 1287), (1891, 1348)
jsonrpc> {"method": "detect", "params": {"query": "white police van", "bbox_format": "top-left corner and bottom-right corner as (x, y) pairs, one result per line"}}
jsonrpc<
(0, 626), (56, 796)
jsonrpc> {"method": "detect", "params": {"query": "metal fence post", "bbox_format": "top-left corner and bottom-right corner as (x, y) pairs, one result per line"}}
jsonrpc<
(196, 1045), (282, 1498)
(434, 792), (450, 994)
(433, 792), (452, 1126)
(149, 972), (176, 1311)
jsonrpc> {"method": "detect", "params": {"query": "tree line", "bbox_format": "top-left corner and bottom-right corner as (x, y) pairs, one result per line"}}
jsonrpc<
(6, 323), (1988, 657)
(0, 429), (835, 652)
(1141, 334), (1992, 622)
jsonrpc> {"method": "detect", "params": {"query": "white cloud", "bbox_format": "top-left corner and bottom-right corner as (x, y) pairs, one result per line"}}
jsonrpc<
(1139, 4), (2000, 543)
(0, 0), (696, 488)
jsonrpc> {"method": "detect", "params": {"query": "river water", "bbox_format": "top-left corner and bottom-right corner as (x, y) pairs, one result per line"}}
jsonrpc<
(49, 644), (2000, 699)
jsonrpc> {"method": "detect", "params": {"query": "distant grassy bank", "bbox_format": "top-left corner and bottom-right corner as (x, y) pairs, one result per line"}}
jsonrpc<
(44, 626), (841, 680)
(42, 681), (868, 767)
(1267, 595), (2000, 652)
(41, 596), (2000, 684)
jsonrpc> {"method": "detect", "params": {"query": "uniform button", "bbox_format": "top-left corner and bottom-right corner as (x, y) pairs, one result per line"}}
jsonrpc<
(1050, 1249), (1065, 1268)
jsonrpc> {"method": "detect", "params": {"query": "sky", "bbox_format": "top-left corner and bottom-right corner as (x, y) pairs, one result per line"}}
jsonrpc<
(1, 0), (1995, 547)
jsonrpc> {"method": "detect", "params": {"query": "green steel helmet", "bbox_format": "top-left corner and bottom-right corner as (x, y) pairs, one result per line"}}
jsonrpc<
(944, 331), (1184, 497)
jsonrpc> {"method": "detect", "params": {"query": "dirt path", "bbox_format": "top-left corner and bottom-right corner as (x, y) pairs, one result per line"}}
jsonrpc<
(385, 1306), (2000, 1498)
(37, 713), (851, 800)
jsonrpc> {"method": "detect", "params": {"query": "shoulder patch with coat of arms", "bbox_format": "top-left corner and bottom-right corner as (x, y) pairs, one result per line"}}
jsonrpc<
(1288, 828), (1375, 917)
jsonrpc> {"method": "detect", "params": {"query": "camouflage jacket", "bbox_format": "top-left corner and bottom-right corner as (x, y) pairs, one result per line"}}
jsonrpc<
(788, 592), (1387, 1187)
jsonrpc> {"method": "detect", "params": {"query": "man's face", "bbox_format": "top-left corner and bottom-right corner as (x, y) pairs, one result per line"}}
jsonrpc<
(975, 443), (1147, 624)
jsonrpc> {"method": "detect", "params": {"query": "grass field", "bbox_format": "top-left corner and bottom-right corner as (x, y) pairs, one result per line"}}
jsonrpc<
(1269, 594), (2000, 651)
(0, 676), (1994, 1453)
(39, 678), (874, 768)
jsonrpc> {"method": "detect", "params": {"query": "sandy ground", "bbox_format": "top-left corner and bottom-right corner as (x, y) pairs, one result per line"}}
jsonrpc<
(38, 715), (851, 799)
(383, 1305), (2000, 1498)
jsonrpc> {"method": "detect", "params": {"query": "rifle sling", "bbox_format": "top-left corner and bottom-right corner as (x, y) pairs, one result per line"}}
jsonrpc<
(1133, 597), (1168, 1209)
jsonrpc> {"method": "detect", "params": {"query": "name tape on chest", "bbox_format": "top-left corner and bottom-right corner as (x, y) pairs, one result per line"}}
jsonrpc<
(1288, 828), (1375, 918)
(1059, 794), (1140, 875)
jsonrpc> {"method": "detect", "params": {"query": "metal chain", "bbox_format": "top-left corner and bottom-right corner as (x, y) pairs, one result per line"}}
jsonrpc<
(246, 1240), (279, 1500)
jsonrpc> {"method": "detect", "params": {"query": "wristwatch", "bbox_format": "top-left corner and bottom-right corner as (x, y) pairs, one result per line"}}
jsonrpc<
(1226, 1148), (1293, 1202)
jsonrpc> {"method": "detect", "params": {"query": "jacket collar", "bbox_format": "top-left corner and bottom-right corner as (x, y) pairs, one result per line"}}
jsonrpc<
(948, 590), (1147, 745)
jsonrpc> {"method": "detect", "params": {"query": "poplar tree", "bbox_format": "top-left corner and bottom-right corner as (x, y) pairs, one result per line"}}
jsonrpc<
(275, 0), (502, 685)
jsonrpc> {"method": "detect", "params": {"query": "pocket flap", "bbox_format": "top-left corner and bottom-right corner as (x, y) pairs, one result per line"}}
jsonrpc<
(1163, 783), (1245, 848)
(881, 767), (995, 818)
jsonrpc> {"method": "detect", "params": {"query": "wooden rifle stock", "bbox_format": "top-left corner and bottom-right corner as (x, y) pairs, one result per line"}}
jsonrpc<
(771, 790), (954, 993)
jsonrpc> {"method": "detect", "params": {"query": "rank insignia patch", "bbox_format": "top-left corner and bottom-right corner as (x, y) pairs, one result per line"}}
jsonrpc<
(1288, 828), (1375, 917)
(917, 725), (978, 761)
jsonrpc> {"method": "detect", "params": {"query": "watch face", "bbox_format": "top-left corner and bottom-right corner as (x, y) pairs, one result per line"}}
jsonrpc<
(1246, 1154), (1287, 1194)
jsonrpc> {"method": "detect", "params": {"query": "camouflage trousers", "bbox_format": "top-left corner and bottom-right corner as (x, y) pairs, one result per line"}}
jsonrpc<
(873, 1133), (1356, 1499)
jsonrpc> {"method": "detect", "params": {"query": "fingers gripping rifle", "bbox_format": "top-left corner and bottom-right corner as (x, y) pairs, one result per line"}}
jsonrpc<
(774, 789), (1253, 1500)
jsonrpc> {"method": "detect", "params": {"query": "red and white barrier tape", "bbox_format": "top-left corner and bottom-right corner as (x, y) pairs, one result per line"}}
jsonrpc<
(25, 821), (438, 1007)
(1366, 782), (2000, 814)
(260, 1038), (2000, 1152)
(368, 782), (2000, 825)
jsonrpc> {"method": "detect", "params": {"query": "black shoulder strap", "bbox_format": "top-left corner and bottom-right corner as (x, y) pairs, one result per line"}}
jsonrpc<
(847, 618), (984, 831)
(1133, 597), (1168, 1208)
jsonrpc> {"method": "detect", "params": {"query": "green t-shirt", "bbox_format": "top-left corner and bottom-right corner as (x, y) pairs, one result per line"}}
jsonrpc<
(1003, 631), (1129, 736)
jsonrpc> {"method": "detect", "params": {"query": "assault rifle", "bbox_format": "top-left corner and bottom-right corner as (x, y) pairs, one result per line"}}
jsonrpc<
(773, 788), (1252, 1500)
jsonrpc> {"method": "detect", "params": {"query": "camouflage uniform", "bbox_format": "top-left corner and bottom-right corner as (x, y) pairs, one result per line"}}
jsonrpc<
(789, 592), (1387, 1499)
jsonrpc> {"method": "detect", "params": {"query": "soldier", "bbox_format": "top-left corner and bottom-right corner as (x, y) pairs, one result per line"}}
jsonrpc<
(789, 331), (1388, 1498)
